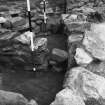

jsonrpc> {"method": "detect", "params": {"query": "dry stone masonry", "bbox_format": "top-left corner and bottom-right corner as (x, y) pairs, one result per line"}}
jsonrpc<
(51, 0), (105, 105)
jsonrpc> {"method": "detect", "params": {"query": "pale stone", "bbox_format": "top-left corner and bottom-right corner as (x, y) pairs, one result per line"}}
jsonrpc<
(28, 99), (38, 105)
(0, 17), (7, 23)
(64, 67), (105, 105)
(34, 38), (47, 51)
(15, 31), (35, 45)
(86, 61), (105, 78)
(68, 34), (83, 43)
(50, 88), (85, 105)
(74, 48), (93, 66)
(51, 48), (68, 62)
(83, 23), (105, 61)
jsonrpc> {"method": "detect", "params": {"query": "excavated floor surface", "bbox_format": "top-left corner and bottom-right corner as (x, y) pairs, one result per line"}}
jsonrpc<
(0, 34), (67, 105)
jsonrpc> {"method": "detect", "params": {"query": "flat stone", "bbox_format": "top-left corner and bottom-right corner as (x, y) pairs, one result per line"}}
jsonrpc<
(68, 40), (82, 69)
(86, 61), (105, 78)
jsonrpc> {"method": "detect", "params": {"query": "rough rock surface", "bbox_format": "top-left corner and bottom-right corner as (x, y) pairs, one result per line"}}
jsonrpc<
(67, 0), (105, 20)
(51, 48), (68, 63)
(50, 88), (85, 105)
(68, 34), (83, 43)
(86, 61), (105, 78)
(68, 37), (82, 69)
(74, 48), (93, 66)
(64, 67), (105, 105)
(83, 23), (105, 61)
(0, 90), (28, 105)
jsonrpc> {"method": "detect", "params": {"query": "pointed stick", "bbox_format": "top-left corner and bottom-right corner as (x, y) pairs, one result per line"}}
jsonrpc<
(27, 0), (36, 71)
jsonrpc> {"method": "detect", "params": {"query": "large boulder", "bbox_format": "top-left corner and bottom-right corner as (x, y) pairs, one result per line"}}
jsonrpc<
(83, 23), (105, 61)
(64, 67), (105, 105)
(62, 14), (88, 33)
(0, 90), (28, 105)
(86, 61), (105, 78)
(50, 88), (85, 105)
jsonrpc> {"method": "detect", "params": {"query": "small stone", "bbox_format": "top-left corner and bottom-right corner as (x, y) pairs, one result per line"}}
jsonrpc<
(11, 17), (26, 28)
(68, 34), (83, 43)
(28, 99), (38, 105)
(9, 9), (21, 17)
(0, 17), (7, 23)
(52, 66), (63, 72)
(64, 67), (105, 105)
(49, 60), (57, 65)
(86, 61), (105, 78)
(83, 23), (105, 61)
(51, 48), (68, 63)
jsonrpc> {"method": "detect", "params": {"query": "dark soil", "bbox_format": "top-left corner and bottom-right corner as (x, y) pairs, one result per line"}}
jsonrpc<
(0, 34), (67, 105)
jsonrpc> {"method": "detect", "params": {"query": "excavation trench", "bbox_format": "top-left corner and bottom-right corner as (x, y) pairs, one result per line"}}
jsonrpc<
(0, 34), (67, 105)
